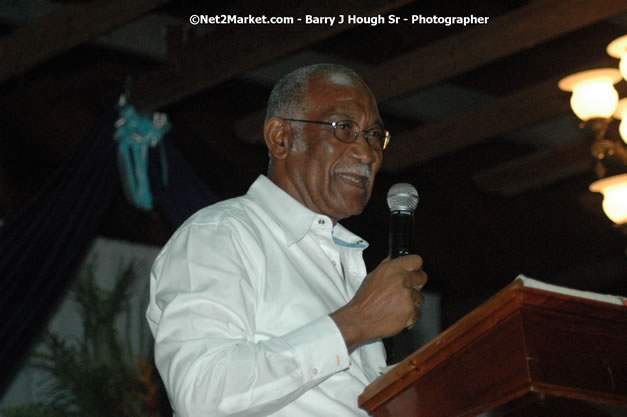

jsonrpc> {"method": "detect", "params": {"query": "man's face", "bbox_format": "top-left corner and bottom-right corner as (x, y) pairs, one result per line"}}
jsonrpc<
(284, 73), (383, 222)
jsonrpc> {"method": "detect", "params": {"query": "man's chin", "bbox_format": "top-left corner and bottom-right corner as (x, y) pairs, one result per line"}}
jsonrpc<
(332, 199), (369, 221)
(328, 184), (372, 219)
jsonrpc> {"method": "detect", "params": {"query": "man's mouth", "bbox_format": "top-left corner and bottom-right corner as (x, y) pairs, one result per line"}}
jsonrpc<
(336, 167), (371, 187)
(338, 173), (368, 185)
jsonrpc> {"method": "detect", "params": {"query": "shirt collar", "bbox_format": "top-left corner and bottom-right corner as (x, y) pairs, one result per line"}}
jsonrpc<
(332, 223), (369, 250)
(246, 175), (368, 250)
(247, 175), (318, 245)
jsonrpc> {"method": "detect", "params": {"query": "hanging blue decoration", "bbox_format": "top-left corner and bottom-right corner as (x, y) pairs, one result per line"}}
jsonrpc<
(114, 95), (171, 210)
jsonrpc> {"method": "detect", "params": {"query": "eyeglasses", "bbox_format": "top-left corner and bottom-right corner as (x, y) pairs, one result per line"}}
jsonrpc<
(282, 118), (391, 151)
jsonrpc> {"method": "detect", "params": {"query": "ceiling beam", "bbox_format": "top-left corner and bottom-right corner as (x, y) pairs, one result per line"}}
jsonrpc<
(382, 78), (568, 172)
(132, 0), (414, 112)
(0, 0), (170, 84)
(472, 139), (593, 196)
(382, 78), (627, 173)
(363, 0), (627, 103)
(234, 0), (627, 144)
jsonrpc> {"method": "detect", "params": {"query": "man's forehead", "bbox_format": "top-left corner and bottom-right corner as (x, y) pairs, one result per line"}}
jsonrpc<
(327, 72), (358, 87)
(308, 72), (374, 103)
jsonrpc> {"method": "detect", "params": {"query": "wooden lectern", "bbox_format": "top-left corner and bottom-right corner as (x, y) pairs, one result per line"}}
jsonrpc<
(359, 279), (627, 417)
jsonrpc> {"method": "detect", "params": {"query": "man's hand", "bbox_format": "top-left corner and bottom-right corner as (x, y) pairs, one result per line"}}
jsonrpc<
(330, 255), (428, 352)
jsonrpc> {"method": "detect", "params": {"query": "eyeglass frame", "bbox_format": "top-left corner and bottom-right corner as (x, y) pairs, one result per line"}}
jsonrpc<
(281, 118), (391, 151)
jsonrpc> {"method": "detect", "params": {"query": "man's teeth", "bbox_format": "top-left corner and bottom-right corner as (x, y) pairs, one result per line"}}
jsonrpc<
(339, 173), (366, 184)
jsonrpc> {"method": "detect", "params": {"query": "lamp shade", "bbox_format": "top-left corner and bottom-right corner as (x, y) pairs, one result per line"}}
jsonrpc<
(558, 69), (621, 120)
(607, 34), (627, 81)
(614, 98), (627, 144)
(589, 173), (627, 225)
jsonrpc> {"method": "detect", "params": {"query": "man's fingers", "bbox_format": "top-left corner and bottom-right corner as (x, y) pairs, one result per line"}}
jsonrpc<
(406, 308), (422, 329)
(414, 270), (428, 288)
(412, 290), (425, 307)
(391, 254), (423, 271)
(403, 269), (428, 290)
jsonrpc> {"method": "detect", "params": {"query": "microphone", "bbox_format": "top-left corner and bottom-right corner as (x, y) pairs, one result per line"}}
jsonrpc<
(387, 183), (419, 259)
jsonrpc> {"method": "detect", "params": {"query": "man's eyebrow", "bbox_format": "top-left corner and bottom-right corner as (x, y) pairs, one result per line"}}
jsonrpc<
(366, 119), (385, 129)
(331, 113), (385, 127)
(330, 112), (353, 120)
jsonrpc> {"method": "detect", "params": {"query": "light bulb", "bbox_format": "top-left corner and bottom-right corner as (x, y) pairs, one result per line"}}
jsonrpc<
(558, 69), (621, 121)
(570, 82), (618, 120)
(590, 174), (627, 225)
(615, 98), (627, 144)
(607, 35), (627, 81)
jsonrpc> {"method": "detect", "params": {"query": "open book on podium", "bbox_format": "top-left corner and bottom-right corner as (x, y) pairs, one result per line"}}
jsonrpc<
(359, 276), (627, 417)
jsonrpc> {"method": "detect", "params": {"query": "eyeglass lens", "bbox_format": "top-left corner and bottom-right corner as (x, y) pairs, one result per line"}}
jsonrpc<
(334, 120), (386, 150)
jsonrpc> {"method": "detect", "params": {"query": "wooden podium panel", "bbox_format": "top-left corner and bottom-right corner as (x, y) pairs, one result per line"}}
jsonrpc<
(359, 280), (627, 417)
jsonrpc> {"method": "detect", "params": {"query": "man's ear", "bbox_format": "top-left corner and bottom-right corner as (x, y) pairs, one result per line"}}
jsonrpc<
(264, 117), (292, 160)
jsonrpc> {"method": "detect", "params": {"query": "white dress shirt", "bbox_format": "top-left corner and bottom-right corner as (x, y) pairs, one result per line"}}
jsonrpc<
(147, 175), (386, 416)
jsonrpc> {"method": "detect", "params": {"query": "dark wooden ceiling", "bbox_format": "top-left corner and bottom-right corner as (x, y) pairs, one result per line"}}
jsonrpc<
(1, 0), (626, 326)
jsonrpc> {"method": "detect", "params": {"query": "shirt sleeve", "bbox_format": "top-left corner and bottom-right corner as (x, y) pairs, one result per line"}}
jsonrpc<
(146, 219), (351, 416)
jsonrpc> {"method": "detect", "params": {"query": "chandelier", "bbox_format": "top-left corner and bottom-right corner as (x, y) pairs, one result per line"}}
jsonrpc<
(558, 35), (627, 226)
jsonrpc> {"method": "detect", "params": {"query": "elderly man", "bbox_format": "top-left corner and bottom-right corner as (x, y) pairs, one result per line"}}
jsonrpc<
(147, 63), (427, 416)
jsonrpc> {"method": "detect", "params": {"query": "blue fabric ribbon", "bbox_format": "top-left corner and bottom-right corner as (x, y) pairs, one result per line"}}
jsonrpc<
(115, 97), (170, 210)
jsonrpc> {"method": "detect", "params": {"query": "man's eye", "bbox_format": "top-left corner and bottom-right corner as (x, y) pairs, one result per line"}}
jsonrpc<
(337, 121), (353, 130)
(367, 130), (384, 138)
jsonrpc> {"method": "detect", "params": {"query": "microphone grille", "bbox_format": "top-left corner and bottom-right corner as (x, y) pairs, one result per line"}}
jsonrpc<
(387, 183), (419, 212)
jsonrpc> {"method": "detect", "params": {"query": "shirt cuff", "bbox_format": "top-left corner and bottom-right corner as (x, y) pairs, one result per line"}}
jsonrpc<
(282, 315), (351, 382)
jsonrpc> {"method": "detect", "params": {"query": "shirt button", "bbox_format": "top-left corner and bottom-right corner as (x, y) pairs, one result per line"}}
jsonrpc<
(311, 368), (318, 375)
(331, 260), (336, 266)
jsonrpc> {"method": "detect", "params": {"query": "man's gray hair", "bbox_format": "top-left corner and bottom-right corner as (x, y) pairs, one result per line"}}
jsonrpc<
(264, 63), (361, 122)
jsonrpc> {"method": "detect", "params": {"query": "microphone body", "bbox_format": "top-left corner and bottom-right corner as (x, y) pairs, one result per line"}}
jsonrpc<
(387, 183), (419, 259)
(389, 210), (413, 258)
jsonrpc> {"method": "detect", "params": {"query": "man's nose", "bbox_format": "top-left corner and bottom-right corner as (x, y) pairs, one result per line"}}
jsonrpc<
(348, 131), (375, 163)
